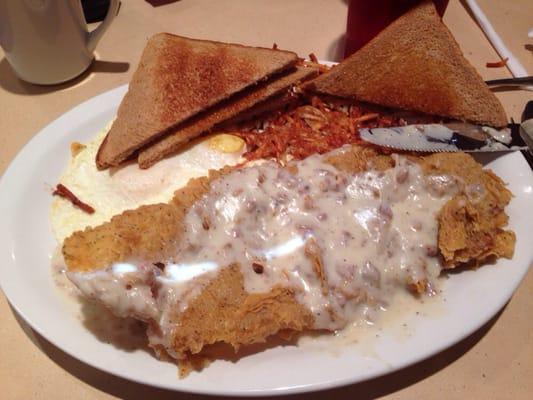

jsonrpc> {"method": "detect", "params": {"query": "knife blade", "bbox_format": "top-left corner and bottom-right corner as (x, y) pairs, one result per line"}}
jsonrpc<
(359, 122), (528, 153)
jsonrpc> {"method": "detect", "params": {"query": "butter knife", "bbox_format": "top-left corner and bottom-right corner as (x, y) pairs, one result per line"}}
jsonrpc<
(359, 122), (529, 153)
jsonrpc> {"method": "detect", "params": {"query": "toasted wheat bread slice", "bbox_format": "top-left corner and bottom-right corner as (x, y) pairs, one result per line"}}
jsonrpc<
(137, 66), (318, 169)
(96, 33), (298, 169)
(304, 1), (507, 128)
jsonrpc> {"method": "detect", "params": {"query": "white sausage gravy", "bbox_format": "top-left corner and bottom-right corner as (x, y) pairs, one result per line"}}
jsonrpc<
(68, 147), (459, 355)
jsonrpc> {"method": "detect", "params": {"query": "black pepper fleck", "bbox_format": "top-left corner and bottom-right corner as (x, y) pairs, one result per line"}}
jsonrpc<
(252, 263), (264, 274)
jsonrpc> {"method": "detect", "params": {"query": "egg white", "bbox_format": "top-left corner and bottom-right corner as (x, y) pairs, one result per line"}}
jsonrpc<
(50, 123), (244, 244)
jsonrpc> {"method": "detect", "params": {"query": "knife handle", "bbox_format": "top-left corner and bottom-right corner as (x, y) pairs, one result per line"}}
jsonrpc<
(485, 76), (533, 87)
(522, 100), (533, 122)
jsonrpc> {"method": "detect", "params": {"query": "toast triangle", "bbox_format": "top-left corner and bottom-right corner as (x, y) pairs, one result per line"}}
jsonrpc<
(305, 1), (507, 128)
(96, 33), (298, 169)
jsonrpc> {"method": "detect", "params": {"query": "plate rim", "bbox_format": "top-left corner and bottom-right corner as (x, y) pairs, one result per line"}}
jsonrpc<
(1, 84), (532, 397)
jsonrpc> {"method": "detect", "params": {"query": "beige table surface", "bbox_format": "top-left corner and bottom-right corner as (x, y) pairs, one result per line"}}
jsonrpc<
(1, 0), (532, 399)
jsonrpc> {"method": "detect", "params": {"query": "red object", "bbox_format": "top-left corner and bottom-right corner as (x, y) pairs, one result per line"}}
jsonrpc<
(344, 0), (449, 58)
(486, 58), (509, 68)
(53, 184), (95, 214)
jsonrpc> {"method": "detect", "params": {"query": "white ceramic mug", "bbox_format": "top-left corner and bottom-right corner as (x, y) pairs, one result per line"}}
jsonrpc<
(0, 0), (120, 84)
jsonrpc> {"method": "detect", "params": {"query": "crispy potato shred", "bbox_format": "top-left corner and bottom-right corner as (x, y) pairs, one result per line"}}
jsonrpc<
(486, 58), (509, 68)
(235, 96), (408, 162)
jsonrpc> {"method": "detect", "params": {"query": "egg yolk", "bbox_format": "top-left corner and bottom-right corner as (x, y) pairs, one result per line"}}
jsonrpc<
(208, 134), (245, 153)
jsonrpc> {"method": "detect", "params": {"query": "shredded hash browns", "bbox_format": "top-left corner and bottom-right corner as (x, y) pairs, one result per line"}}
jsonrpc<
(235, 96), (439, 162)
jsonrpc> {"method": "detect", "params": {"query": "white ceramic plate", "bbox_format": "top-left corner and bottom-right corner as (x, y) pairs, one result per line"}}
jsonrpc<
(0, 85), (532, 396)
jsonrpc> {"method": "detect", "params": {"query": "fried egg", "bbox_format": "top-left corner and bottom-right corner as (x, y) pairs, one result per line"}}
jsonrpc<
(50, 123), (245, 244)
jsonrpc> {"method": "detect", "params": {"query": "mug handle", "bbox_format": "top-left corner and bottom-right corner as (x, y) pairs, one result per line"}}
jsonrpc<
(87, 0), (120, 53)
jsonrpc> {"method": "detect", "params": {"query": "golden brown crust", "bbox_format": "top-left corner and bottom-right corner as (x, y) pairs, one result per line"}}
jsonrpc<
(324, 145), (395, 173)
(137, 66), (318, 169)
(63, 169), (227, 272)
(304, 1), (508, 127)
(62, 203), (183, 272)
(171, 264), (313, 359)
(96, 33), (298, 169)
(424, 155), (515, 265)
